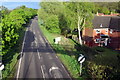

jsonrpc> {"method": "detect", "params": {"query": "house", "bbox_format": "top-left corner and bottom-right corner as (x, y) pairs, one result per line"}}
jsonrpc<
(82, 16), (120, 50)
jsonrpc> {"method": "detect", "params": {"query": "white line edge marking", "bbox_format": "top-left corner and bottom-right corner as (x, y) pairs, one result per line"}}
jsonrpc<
(41, 66), (45, 79)
(16, 28), (28, 79)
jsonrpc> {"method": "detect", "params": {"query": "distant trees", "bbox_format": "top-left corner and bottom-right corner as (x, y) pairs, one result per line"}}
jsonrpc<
(1, 6), (37, 55)
(38, 2), (94, 45)
(94, 2), (120, 14)
(38, 2), (63, 33)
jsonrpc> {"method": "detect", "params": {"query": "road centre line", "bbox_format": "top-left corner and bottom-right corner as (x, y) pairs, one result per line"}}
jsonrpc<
(56, 56), (58, 59)
(16, 28), (28, 79)
(41, 65), (45, 79)
(37, 49), (40, 59)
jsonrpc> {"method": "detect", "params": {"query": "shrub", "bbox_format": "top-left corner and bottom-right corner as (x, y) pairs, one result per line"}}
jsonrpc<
(86, 61), (113, 80)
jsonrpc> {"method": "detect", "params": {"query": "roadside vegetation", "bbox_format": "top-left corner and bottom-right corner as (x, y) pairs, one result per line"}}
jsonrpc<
(40, 25), (120, 79)
(0, 5), (37, 79)
(38, 2), (120, 79)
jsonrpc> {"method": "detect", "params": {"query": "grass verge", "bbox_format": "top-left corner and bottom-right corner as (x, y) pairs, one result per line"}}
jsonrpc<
(40, 26), (83, 79)
(40, 26), (120, 79)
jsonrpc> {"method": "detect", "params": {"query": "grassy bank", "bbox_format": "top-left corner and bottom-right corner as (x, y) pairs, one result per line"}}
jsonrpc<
(40, 26), (83, 79)
(40, 26), (120, 79)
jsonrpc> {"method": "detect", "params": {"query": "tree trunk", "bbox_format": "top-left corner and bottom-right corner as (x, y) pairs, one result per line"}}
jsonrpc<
(78, 16), (82, 45)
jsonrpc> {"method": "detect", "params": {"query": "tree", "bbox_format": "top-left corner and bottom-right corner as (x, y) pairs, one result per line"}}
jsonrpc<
(65, 2), (94, 45)
(38, 2), (64, 33)
(102, 7), (110, 14)
(38, 2), (94, 45)
(118, 1), (120, 13)
(2, 6), (37, 55)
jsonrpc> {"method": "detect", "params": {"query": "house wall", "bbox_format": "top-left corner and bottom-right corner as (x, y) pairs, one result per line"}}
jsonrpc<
(93, 28), (109, 38)
(83, 28), (120, 50)
(82, 27), (93, 37)
(82, 27), (94, 47)
(108, 30), (120, 50)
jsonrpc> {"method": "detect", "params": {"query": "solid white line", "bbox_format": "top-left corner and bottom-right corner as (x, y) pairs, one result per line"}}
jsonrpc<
(41, 66), (45, 79)
(16, 28), (28, 79)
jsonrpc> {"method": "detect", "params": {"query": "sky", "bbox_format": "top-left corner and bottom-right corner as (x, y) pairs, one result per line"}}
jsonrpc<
(1, 0), (120, 10)
(1, 2), (40, 10)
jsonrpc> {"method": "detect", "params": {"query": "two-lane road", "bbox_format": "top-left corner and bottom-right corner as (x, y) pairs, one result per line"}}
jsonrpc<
(16, 16), (72, 79)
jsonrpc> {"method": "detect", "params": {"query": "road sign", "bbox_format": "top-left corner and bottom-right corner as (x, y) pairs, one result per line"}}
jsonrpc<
(78, 54), (85, 76)
(78, 54), (85, 63)
(0, 63), (4, 71)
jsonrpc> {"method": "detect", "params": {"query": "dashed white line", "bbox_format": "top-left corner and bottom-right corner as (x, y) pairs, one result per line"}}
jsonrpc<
(35, 37), (37, 41)
(56, 56), (58, 59)
(33, 31), (35, 35)
(46, 53), (49, 54)
(41, 65), (45, 79)
(37, 50), (40, 59)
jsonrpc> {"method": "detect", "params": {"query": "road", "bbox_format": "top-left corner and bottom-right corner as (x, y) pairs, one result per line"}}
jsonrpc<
(16, 16), (72, 79)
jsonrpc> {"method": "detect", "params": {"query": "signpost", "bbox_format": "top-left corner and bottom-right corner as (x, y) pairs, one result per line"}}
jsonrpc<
(78, 54), (85, 76)
(0, 63), (4, 79)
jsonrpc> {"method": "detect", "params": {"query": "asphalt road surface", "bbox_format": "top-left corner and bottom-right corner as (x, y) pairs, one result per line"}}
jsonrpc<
(16, 16), (72, 79)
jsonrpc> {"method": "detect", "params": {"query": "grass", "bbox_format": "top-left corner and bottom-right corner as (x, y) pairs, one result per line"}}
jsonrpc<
(40, 26), (83, 79)
(40, 25), (120, 79)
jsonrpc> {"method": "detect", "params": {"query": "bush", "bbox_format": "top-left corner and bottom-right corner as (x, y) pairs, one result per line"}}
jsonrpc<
(86, 61), (114, 80)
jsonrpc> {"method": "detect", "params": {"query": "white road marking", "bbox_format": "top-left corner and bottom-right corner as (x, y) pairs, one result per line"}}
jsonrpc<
(37, 50), (40, 59)
(49, 66), (59, 73)
(33, 31), (35, 35)
(35, 37), (37, 41)
(46, 53), (49, 54)
(16, 28), (28, 79)
(35, 40), (37, 44)
(56, 56), (58, 59)
(41, 65), (45, 79)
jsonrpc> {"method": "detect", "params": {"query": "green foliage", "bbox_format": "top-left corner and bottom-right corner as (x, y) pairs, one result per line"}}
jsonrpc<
(45, 15), (60, 33)
(87, 61), (113, 79)
(94, 2), (120, 14)
(2, 6), (37, 56)
(1, 5), (37, 78)
(101, 7), (110, 14)
(38, 2), (94, 35)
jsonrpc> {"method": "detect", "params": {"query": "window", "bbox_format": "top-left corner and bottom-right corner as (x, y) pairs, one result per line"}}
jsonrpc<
(106, 29), (108, 33)
(96, 30), (101, 33)
(95, 39), (100, 43)
(110, 29), (113, 34)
